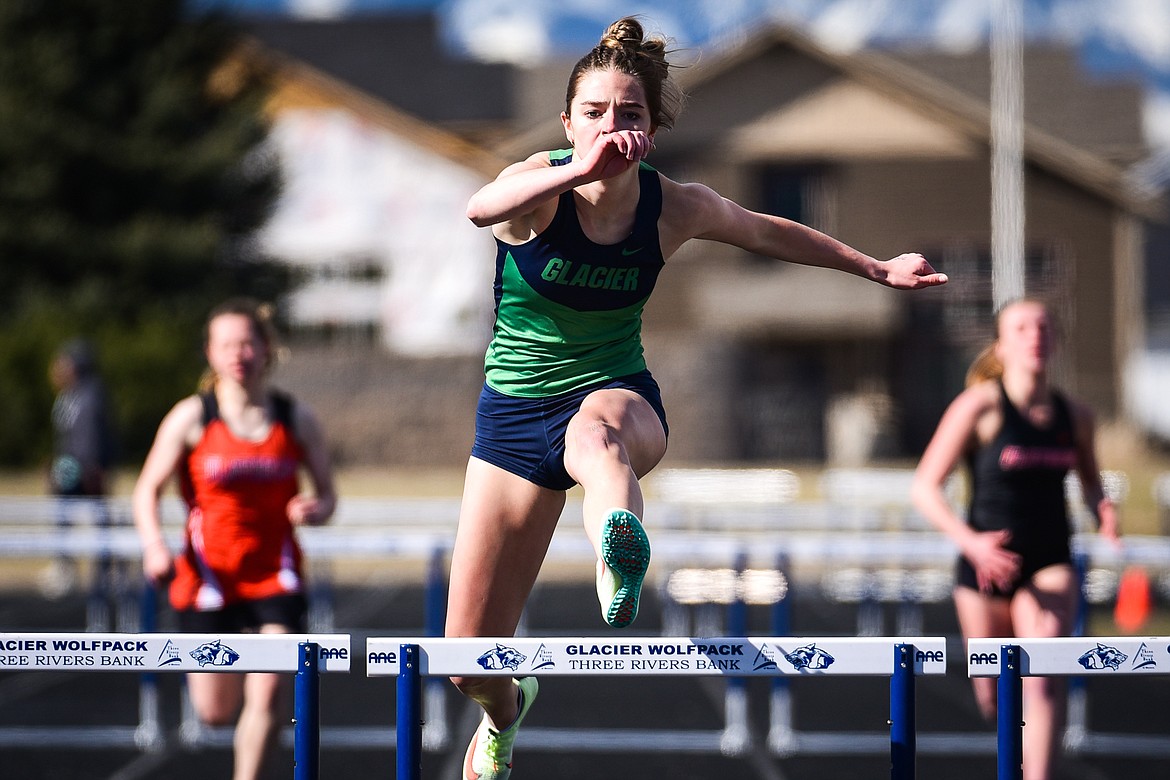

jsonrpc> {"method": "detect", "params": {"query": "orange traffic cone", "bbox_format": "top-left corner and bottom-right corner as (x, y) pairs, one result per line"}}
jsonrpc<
(1114, 565), (1152, 633)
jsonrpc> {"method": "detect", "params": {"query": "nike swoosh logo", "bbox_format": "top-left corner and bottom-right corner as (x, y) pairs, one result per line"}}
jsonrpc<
(621, 246), (644, 256)
(463, 730), (480, 780)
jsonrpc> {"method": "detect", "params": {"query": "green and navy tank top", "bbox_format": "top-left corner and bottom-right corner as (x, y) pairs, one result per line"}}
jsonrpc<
(483, 150), (666, 397)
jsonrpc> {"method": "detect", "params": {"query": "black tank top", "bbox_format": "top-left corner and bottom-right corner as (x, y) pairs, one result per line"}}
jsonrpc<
(965, 382), (1078, 551)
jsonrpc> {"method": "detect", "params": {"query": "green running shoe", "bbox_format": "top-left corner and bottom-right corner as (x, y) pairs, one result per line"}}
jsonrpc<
(462, 677), (539, 780)
(596, 508), (651, 628)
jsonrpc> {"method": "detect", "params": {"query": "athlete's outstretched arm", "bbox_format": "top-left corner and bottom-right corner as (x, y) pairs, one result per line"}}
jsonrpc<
(466, 132), (654, 229)
(466, 153), (565, 228)
(663, 179), (948, 289)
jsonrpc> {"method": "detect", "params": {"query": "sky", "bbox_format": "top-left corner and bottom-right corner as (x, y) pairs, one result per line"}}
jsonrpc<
(200, 0), (1170, 154)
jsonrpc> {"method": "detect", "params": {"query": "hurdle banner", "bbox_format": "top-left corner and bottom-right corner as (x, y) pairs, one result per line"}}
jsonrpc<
(366, 636), (947, 677)
(967, 636), (1167, 678)
(0, 632), (351, 673)
(968, 637), (1170, 780)
(370, 636), (946, 780)
(0, 632), (349, 780)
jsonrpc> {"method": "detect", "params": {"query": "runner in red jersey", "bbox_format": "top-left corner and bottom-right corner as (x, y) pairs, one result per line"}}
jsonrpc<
(172, 389), (306, 612)
(134, 298), (335, 780)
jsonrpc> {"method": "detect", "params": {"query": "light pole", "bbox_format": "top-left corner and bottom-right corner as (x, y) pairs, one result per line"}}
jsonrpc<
(991, 0), (1026, 309)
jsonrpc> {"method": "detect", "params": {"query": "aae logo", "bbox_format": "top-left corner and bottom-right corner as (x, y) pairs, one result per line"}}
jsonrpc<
(1077, 643), (1127, 671)
(190, 639), (240, 668)
(367, 650), (398, 664)
(477, 643), (526, 671)
(783, 643), (835, 671)
(969, 652), (998, 665)
(916, 650), (944, 664)
(319, 647), (348, 661)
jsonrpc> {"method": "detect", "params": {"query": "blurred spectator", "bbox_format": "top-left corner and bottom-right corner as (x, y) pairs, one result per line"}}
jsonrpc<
(40, 338), (117, 600)
(49, 338), (116, 498)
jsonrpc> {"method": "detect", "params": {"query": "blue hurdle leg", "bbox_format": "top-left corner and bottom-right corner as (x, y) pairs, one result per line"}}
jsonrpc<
(1064, 554), (1090, 751)
(422, 548), (450, 751)
(294, 642), (321, 780)
(997, 644), (1023, 780)
(721, 554), (750, 756)
(135, 582), (164, 751)
(767, 554), (795, 755)
(890, 643), (916, 780)
(397, 643), (422, 780)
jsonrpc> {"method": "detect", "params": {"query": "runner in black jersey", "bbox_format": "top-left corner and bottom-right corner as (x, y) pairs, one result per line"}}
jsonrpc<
(450, 17), (948, 780)
(912, 298), (1119, 780)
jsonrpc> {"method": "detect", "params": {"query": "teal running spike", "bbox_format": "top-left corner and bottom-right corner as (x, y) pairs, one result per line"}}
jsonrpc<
(596, 509), (651, 628)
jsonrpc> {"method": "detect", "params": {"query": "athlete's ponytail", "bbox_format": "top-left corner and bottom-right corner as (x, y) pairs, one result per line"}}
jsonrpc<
(964, 343), (1003, 388)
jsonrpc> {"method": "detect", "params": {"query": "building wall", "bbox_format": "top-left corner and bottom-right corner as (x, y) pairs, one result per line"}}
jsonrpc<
(638, 151), (1127, 461)
(272, 344), (483, 466)
(261, 108), (496, 357)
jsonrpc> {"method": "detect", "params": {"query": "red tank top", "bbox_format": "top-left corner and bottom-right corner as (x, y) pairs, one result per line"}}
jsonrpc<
(170, 392), (305, 611)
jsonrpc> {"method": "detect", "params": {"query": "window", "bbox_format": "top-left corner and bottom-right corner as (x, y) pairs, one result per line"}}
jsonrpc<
(758, 165), (836, 234)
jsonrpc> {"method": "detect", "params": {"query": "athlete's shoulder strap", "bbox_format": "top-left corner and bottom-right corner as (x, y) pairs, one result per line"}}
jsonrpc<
(995, 380), (1022, 424)
(269, 390), (295, 431)
(199, 389), (295, 430)
(199, 392), (219, 425)
(1049, 388), (1074, 428)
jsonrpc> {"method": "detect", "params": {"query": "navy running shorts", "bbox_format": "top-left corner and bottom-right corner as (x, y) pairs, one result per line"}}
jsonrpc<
(955, 539), (1072, 599)
(176, 593), (307, 633)
(470, 370), (669, 491)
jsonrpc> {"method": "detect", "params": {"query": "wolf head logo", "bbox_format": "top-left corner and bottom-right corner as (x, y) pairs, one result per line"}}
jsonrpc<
(190, 639), (241, 668)
(476, 643), (526, 671)
(784, 643), (835, 671)
(1077, 643), (1127, 671)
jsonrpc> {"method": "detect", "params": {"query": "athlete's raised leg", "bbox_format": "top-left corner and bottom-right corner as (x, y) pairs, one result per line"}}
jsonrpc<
(564, 389), (666, 550)
(564, 388), (666, 627)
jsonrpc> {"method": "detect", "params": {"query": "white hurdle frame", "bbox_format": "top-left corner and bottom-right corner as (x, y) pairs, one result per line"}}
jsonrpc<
(368, 635), (947, 780)
(968, 636), (1170, 780)
(0, 632), (350, 780)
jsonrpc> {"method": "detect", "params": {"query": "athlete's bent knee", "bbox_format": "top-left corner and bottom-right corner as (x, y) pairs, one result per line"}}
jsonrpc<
(196, 702), (239, 727)
(566, 418), (625, 466)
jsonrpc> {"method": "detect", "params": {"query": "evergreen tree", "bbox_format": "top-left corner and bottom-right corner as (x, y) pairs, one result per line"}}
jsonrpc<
(0, 0), (288, 466)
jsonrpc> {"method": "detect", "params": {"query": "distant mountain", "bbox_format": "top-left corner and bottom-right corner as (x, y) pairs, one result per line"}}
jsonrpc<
(207, 0), (1170, 153)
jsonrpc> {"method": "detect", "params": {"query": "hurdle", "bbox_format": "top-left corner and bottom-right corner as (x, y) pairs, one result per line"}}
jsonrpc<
(969, 636), (1170, 780)
(0, 631), (350, 780)
(368, 635), (947, 780)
